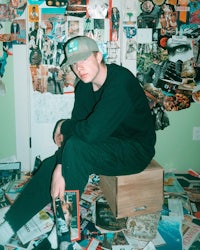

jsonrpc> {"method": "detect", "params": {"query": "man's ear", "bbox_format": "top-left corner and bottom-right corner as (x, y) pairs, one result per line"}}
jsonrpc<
(96, 51), (103, 63)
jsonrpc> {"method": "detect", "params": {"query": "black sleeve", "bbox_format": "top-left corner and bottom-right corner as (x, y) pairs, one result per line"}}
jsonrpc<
(60, 119), (77, 137)
(55, 119), (77, 164)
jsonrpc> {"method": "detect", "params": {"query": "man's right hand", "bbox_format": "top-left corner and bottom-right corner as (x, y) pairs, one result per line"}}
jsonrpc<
(53, 120), (65, 147)
(51, 164), (65, 202)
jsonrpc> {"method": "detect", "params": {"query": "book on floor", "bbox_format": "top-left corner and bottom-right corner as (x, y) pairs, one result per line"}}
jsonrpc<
(5, 175), (31, 204)
(95, 196), (127, 233)
(0, 161), (21, 188)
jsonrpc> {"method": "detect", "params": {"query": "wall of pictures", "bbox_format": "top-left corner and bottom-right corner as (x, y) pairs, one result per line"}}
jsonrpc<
(1, 0), (199, 108)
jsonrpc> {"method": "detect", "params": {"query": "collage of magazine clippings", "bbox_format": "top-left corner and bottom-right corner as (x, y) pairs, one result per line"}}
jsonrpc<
(1, 170), (200, 249)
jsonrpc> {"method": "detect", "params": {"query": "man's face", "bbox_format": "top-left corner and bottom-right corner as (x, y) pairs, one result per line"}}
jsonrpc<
(71, 52), (101, 83)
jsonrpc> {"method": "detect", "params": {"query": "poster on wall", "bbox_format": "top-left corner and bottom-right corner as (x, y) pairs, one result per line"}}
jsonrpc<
(0, 0), (27, 96)
(65, 0), (87, 17)
(66, 16), (84, 38)
(28, 4), (39, 22)
(1, 0), (200, 112)
(136, 0), (200, 112)
(28, 6), (77, 95)
(86, 0), (111, 19)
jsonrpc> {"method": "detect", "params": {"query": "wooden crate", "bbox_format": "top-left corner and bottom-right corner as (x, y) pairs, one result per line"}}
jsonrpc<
(100, 159), (164, 218)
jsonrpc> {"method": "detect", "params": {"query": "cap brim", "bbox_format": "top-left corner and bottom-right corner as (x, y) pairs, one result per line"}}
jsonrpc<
(60, 57), (67, 68)
(60, 51), (92, 68)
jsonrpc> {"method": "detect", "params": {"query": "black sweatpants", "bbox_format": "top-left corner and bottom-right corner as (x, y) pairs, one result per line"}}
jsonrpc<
(5, 135), (153, 232)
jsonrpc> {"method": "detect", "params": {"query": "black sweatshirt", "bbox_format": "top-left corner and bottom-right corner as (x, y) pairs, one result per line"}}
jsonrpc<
(56, 63), (156, 163)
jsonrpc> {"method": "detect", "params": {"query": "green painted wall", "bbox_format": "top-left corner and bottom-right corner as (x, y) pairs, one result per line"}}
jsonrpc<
(0, 55), (16, 159)
(155, 103), (200, 172)
(0, 58), (199, 172)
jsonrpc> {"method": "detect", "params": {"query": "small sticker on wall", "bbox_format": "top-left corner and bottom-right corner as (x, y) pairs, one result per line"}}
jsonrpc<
(28, 5), (39, 22)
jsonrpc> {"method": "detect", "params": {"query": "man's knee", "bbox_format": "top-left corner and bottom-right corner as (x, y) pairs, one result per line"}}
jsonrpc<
(64, 136), (86, 153)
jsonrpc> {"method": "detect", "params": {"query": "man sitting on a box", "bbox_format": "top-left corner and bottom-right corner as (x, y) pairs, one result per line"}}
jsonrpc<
(0, 36), (156, 248)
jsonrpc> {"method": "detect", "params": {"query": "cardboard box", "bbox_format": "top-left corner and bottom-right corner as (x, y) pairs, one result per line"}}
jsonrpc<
(100, 159), (164, 218)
